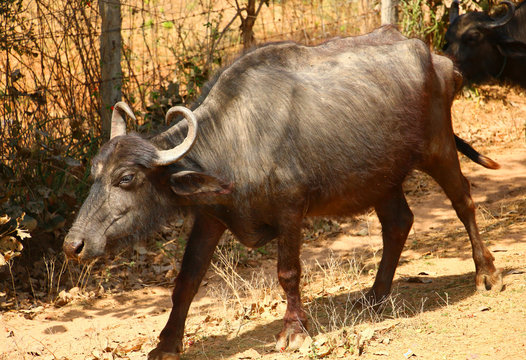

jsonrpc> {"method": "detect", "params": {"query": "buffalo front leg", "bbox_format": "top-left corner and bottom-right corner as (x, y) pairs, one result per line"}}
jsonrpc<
(423, 160), (503, 291)
(364, 186), (414, 305)
(275, 213), (308, 351)
(148, 212), (226, 360)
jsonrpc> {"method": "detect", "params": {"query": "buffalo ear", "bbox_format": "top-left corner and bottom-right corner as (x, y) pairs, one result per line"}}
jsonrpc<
(170, 170), (232, 196)
(497, 38), (526, 57)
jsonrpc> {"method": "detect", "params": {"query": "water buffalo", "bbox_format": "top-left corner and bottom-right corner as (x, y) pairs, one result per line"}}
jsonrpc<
(64, 25), (502, 360)
(444, 0), (526, 87)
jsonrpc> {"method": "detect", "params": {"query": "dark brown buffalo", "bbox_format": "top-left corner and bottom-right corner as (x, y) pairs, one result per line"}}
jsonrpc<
(64, 26), (503, 360)
(444, 0), (526, 87)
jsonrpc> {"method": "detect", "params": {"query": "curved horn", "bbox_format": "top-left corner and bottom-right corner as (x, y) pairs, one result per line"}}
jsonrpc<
(482, 0), (515, 29)
(110, 102), (136, 139)
(154, 106), (198, 166)
(449, 0), (460, 23)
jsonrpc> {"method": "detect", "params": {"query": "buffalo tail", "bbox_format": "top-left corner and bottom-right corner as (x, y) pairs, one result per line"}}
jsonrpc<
(454, 135), (500, 169)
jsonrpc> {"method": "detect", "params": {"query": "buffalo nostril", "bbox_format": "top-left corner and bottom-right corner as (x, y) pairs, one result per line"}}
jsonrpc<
(74, 239), (84, 255)
(63, 235), (85, 260)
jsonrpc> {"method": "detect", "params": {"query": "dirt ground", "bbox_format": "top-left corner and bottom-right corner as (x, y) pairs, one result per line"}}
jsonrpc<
(1, 84), (525, 360)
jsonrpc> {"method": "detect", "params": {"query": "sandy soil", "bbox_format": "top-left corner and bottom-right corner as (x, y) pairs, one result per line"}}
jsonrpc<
(1, 85), (525, 360)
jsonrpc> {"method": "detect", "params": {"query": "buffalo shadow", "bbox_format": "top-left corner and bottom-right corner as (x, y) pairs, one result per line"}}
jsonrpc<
(181, 269), (512, 360)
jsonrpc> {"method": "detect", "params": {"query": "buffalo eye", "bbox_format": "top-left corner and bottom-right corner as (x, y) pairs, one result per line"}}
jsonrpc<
(118, 174), (135, 187)
(463, 31), (482, 44)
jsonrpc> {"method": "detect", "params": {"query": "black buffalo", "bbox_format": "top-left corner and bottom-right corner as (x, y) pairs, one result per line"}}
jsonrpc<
(444, 0), (526, 87)
(64, 26), (502, 360)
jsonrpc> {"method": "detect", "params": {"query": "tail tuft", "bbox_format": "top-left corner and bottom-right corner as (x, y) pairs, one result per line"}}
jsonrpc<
(477, 155), (500, 169)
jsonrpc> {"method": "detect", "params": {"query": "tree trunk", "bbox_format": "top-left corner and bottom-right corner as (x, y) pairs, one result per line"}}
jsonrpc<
(99, 0), (122, 140)
(381, 0), (399, 25)
(241, 0), (257, 49)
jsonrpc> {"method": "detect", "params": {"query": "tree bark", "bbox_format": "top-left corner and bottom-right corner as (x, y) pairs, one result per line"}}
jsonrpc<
(99, 0), (122, 140)
(240, 0), (257, 49)
(381, 0), (399, 25)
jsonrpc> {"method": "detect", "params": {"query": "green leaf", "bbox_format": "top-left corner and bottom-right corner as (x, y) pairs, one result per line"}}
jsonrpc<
(162, 21), (174, 30)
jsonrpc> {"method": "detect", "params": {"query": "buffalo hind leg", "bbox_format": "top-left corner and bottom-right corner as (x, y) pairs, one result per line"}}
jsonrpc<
(148, 212), (226, 360)
(275, 211), (308, 351)
(364, 186), (414, 305)
(422, 158), (503, 291)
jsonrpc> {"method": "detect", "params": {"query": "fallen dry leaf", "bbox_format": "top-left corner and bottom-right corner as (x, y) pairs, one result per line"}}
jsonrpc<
(116, 337), (148, 353)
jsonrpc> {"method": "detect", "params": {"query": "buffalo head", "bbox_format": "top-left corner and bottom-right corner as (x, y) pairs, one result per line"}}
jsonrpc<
(63, 103), (199, 261)
(444, 0), (526, 84)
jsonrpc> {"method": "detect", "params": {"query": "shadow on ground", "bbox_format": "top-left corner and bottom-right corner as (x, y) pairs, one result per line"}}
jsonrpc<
(181, 270), (510, 360)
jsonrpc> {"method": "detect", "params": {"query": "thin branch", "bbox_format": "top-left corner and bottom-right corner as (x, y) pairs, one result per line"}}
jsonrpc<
(208, 7), (244, 66)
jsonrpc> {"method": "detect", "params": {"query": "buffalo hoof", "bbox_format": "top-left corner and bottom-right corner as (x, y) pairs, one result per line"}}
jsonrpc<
(147, 348), (180, 360)
(476, 269), (503, 292)
(275, 326), (308, 351)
